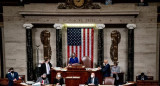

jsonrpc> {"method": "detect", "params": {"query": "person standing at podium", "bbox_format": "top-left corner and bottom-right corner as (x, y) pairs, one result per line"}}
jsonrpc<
(98, 59), (111, 77)
(41, 57), (52, 83)
(69, 53), (79, 65)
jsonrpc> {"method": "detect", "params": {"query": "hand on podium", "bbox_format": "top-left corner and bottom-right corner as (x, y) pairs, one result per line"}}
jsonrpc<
(98, 67), (101, 70)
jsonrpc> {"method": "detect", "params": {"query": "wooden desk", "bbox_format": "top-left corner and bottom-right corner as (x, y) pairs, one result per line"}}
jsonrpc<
(65, 76), (80, 86)
(13, 83), (54, 86)
(51, 68), (103, 86)
(137, 80), (159, 86)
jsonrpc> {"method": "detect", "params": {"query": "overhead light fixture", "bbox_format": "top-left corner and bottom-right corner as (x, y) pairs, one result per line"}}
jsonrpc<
(64, 23), (96, 28)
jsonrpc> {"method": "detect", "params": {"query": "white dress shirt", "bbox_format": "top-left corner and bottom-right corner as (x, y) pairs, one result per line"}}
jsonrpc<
(45, 63), (50, 74)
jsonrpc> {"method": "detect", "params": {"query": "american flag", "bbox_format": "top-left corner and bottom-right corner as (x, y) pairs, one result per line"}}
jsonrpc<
(67, 28), (94, 67)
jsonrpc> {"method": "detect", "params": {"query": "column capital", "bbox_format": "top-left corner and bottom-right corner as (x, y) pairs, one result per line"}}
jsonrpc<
(23, 24), (33, 29)
(96, 24), (105, 29)
(127, 24), (136, 29)
(54, 23), (63, 29)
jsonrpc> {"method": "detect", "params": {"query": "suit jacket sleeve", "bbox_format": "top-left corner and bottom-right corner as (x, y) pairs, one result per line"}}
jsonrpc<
(15, 72), (19, 80)
(8, 73), (14, 81)
(102, 64), (109, 73)
(138, 75), (141, 80)
(144, 75), (148, 80)
(41, 63), (46, 75)
(49, 62), (52, 68)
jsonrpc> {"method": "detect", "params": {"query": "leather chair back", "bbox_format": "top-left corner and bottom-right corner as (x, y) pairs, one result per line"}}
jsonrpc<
(82, 56), (91, 68)
(104, 77), (115, 85)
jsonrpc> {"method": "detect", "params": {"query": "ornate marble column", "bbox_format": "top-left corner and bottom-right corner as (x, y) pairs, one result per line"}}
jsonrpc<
(96, 24), (105, 67)
(0, 27), (4, 78)
(127, 24), (136, 81)
(23, 24), (34, 81)
(54, 24), (63, 67)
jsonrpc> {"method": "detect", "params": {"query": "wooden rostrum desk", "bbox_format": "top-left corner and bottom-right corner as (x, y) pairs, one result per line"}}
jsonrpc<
(51, 65), (103, 86)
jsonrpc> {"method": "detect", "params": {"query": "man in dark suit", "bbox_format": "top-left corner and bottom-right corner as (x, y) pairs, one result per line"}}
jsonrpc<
(99, 59), (111, 77)
(41, 57), (52, 83)
(138, 72), (148, 80)
(7, 67), (19, 86)
(87, 73), (99, 86)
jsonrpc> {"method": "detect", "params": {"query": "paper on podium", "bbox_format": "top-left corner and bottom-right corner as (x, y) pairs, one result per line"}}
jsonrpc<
(32, 82), (41, 86)
(92, 68), (98, 71)
(61, 68), (67, 71)
(54, 67), (61, 70)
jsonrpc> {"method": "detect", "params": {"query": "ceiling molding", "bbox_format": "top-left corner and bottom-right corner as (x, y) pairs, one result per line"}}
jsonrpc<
(19, 10), (139, 17)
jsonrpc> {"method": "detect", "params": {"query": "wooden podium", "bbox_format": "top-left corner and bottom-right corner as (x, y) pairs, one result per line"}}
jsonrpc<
(51, 65), (103, 86)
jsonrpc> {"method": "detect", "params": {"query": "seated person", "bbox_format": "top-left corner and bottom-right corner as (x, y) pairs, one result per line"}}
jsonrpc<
(36, 73), (49, 85)
(8, 67), (19, 86)
(87, 73), (99, 86)
(53, 72), (64, 85)
(111, 62), (120, 85)
(138, 72), (148, 80)
(69, 53), (79, 65)
(6, 68), (11, 78)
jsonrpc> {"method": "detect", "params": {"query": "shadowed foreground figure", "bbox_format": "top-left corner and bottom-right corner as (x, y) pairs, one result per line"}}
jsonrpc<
(8, 67), (19, 86)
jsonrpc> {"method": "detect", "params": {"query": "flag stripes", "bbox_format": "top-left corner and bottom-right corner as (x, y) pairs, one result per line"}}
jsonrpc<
(67, 28), (94, 68)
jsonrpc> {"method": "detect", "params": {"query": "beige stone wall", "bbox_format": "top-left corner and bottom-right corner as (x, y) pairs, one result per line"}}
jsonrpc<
(3, 6), (26, 78)
(2, 3), (159, 81)
(134, 5), (158, 80)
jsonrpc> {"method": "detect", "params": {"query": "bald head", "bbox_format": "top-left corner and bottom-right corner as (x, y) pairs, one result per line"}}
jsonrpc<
(104, 59), (108, 64)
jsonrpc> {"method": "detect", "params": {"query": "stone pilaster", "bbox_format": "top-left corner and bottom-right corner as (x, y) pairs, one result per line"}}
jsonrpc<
(23, 24), (34, 81)
(127, 24), (136, 81)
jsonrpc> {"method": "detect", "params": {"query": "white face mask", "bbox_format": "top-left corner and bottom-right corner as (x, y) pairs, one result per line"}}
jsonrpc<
(57, 74), (61, 78)
(91, 75), (94, 78)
